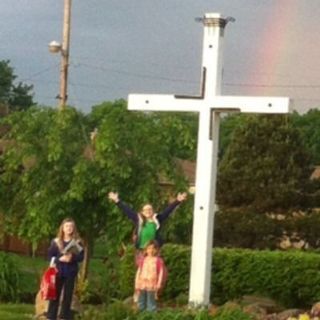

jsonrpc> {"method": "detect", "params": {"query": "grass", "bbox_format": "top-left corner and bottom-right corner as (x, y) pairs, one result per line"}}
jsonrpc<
(0, 303), (34, 320)
(0, 239), (111, 318)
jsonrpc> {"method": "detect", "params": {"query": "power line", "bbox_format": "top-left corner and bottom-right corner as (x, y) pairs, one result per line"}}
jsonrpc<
(224, 83), (320, 89)
(20, 64), (60, 82)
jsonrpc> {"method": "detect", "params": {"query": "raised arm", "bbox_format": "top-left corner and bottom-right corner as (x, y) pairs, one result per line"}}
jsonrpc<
(157, 192), (188, 223)
(108, 191), (139, 224)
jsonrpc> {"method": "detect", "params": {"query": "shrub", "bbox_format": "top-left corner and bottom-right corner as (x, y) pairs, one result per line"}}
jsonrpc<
(118, 245), (136, 299)
(85, 255), (123, 304)
(119, 245), (320, 308)
(213, 306), (254, 319)
(0, 252), (21, 301)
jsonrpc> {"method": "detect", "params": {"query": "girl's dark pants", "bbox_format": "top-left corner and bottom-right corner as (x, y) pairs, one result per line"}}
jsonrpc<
(47, 275), (76, 320)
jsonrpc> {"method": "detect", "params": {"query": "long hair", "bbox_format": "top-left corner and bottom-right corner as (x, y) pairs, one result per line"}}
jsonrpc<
(56, 217), (81, 252)
(139, 203), (154, 226)
(143, 240), (159, 256)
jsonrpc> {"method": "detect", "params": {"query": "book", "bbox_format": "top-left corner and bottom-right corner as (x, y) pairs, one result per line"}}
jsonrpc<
(62, 239), (83, 255)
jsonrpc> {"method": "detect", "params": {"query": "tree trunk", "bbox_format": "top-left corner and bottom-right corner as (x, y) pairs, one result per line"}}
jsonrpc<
(79, 235), (93, 281)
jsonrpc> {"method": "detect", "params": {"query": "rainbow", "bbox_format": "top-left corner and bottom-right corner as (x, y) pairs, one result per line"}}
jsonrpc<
(249, 1), (299, 95)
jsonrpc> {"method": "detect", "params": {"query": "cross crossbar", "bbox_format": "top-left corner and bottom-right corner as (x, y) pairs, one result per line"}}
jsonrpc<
(128, 94), (290, 113)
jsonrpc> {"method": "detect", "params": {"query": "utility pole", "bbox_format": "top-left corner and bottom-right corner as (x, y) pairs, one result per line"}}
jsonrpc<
(59, 0), (72, 109)
(49, 0), (72, 110)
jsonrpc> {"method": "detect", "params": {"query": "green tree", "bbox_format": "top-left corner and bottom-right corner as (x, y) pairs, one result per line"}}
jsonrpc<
(0, 100), (191, 276)
(153, 112), (198, 161)
(219, 113), (247, 159)
(217, 114), (314, 212)
(0, 60), (35, 113)
(290, 109), (320, 164)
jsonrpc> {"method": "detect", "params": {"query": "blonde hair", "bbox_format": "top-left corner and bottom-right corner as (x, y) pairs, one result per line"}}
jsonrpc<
(55, 218), (81, 252)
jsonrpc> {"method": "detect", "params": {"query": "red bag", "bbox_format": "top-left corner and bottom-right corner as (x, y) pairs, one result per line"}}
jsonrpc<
(40, 259), (58, 300)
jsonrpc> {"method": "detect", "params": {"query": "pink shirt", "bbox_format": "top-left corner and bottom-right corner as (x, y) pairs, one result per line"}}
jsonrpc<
(135, 256), (163, 291)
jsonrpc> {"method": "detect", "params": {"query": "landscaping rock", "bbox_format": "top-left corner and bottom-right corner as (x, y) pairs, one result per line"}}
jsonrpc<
(311, 302), (320, 317)
(276, 308), (302, 320)
(241, 295), (284, 313)
(243, 302), (268, 319)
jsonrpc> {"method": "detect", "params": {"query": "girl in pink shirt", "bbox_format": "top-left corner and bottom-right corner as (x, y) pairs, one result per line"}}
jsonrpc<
(135, 240), (166, 311)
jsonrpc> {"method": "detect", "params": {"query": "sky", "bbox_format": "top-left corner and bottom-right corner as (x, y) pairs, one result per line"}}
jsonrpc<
(1, 0), (320, 114)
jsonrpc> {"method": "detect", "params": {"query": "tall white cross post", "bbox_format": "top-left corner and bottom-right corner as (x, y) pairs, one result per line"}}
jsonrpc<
(128, 13), (290, 307)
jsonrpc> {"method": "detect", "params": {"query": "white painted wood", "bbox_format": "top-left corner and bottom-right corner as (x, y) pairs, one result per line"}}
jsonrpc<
(128, 12), (290, 307)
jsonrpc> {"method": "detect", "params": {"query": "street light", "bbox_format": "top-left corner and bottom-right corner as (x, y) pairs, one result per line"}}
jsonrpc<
(48, 41), (62, 54)
(49, 0), (72, 110)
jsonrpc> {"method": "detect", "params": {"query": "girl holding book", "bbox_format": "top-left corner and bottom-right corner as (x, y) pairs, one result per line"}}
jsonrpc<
(46, 218), (84, 320)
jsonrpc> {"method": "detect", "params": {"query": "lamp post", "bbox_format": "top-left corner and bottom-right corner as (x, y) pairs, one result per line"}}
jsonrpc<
(49, 0), (72, 110)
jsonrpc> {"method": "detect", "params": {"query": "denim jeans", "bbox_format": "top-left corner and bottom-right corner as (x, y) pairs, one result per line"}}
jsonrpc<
(137, 290), (156, 311)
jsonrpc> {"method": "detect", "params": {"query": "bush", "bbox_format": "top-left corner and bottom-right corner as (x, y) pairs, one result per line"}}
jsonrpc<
(85, 255), (123, 304)
(120, 245), (320, 308)
(213, 306), (254, 319)
(0, 252), (21, 301)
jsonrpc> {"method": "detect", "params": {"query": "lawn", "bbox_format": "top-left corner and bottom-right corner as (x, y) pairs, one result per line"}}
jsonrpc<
(0, 304), (34, 320)
(0, 240), (112, 318)
(6, 243), (108, 300)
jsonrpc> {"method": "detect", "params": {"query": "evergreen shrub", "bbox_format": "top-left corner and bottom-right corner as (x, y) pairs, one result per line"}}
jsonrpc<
(214, 209), (320, 249)
(120, 245), (320, 308)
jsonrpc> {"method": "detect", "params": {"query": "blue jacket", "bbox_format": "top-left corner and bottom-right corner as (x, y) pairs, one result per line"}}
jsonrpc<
(48, 239), (84, 278)
(116, 199), (182, 248)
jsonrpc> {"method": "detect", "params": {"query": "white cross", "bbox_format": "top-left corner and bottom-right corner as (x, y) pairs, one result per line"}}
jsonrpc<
(128, 13), (290, 307)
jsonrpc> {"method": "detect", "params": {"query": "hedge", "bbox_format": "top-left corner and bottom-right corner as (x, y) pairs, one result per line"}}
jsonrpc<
(119, 244), (320, 308)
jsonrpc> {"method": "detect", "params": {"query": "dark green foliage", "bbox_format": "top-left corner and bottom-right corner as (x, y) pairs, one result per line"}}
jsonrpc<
(120, 245), (320, 308)
(213, 306), (254, 320)
(214, 209), (281, 249)
(0, 252), (21, 302)
(78, 304), (218, 320)
(161, 244), (191, 299)
(212, 249), (320, 308)
(0, 60), (35, 112)
(217, 114), (313, 212)
(118, 245), (136, 299)
(290, 109), (320, 164)
(219, 114), (247, 160)
(76, 302), (135, 320)
(100, 301), (135, 320)
(214, 209), (320, 250)
(161, 197), (194, 246)
(0, 101), (190, 269)
(153, 112), (198, 161)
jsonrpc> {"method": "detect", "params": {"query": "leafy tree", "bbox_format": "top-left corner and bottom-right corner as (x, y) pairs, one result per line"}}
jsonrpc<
(0, 100), (191, 277)
(153, 112), (198, 161)
(0, 60), (35, 113)
(219, 113), (247, 159)
(290, 109), (320, 164)
(217, 114), (314, 212)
